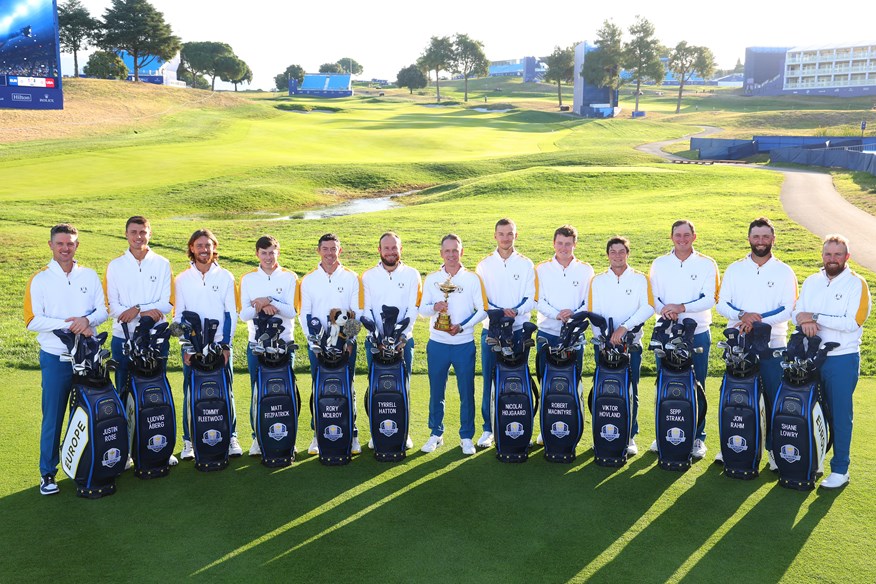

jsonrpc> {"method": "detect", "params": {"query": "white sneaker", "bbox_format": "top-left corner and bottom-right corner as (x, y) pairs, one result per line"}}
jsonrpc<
(228, 436), (243, 457)
(351, 437), (362, 455)
(714, 451), (724, 464)
(820, 472), (850, 489)
(181, 440), (194, 460)
(476, 431), (494, 448)
(536, 433), (544, 446)
(461, 438), (476, 455)
(125, 456), (134, 470)
(308, 437), (319, 455)
(649, 440), (659, 453)
(39, 474), (59, 496)
(406, 435), (414, 450)
(168, 454), (179, 466)
(691, 439), (707, 459)
(767, 450), (778, 471)
(627, 440), (638, 456)
(249, 441), (261, 457)
(420, 435), (444, 453)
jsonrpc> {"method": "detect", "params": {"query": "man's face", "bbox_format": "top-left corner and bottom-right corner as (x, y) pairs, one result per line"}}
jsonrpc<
(607, 243), (629, 271)
(822, 241), (849, 277)
(494, 224), (517, 253)
(190, 236), (215, 266)
(379, 235), (401, 267)
(553, 234), (576, 262)
(126, 222), (151, 252)
(318, 240), (341, 267)
(441, 238), (463, 268)
(671, 224), (696, 254)
(49, 233), (78, 264)
(257, 244), (279, 272)
(748, 226), (774, 258)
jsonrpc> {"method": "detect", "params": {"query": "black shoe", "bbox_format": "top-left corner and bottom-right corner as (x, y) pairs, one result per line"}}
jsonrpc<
(39, 474), (59, 496)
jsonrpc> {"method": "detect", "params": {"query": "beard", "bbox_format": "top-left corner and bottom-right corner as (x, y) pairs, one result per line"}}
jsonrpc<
(750, 242), (772, 258)
(381, 254), (399, 267)
(824, 261), (846, 277)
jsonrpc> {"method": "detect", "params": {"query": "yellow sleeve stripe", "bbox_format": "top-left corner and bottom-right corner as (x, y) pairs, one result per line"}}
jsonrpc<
(854, 273), (871, 327)
(169, 269), (175, 309)
(234, 279), (242, 313)
(23, 269), (45, 326)
(103, 265), (110, 313)
(587, 276), (594, 309)
(358, 273), (365, 311)
(294, 279), (302, 314)
(416, 276), (423, 307)
(476, 274), (489, 310)
(646, 275), (655, 307)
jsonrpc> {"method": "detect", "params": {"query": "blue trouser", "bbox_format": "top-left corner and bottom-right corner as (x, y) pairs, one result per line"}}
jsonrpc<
(365, 338), (414, 379)
(820, 353), (859, 475)
(111, 335), (170, 394)
(536, 331), (584, 384)
(182, 348), (236, 442)
(656, 329), (710, 442)
(759, 351), (784, 450)
(593, 349), (643, 438)
(427, 339), (476, 440)
(308, 342), (358, 437)
(39, 351), (74, 477)
(480, 329), (522, 432)
(247, 345), (296, 439)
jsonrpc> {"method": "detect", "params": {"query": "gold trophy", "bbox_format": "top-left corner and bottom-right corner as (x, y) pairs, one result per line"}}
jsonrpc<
(434, 276), (462, 331)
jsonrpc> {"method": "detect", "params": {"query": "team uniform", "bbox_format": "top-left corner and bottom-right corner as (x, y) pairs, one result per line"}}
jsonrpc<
(792, 267), (871, 478)
(650, 249), (719, 444)
(476, 251), (537, 434)
(419, 266), (488, 443)
(535, 256), (595, 373)
(104, 249), (174, 391)
(239, 266), (298, 440)
(360, 261), (422, 375)
(717, 254), (798, 450)
(174, 262), (239, 445)
(588, 267), (655, 437)
(25, 260), (108, 482)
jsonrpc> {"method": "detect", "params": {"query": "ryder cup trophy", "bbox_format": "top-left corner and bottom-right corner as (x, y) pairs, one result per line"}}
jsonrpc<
(434, 276), (461, 332)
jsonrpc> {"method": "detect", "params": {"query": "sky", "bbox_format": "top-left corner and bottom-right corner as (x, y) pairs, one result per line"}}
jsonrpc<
(62, 0), (876, 90)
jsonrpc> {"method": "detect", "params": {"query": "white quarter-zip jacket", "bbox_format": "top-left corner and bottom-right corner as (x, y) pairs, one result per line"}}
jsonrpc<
(296, 263), (360, 332)
(535, 256), (595, 336)
(717, 255), (798, 348)
(419, 266), (487, 345)
(476, 250), (537, 331)
(173, 262), (238, 344)
(239, 266), (298, 343)
(361, 261), (422, 337)
(104, 249), (174, 339)
(588, 267), (654, 344)
(649, 249), (719, 335)
(792, 267), (871, 356)
(25, 260), (108, 356)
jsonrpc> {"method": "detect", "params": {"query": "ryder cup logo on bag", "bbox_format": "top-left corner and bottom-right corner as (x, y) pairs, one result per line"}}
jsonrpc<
(268, 423), (288, 441)
(379, 419), (398, 437)
(727, 435), (748, 453)
(600, 424), (621, 442)
(102, 448), (122, 468)
(666, 427), (686, 446)
(780, 444), (801, 463)
(147, 434), (168, 453)
(324, 425), (343, 442)
(505, 422), (525, 439)
(551, 421), (570, 438)
(203, 429), (223, 446)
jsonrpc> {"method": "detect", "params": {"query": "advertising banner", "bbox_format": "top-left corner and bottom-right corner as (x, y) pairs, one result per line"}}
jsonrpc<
(0, 0), (63, 110)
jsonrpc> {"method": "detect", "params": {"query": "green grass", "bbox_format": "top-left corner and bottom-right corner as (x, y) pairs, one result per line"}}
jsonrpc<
(1, 368), (875, 582)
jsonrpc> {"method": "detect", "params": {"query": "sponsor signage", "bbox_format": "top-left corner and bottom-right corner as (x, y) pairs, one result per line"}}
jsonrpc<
(0, 0), (64, 110)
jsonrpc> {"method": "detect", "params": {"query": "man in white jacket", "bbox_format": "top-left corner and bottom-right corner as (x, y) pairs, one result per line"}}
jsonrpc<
(25, 224), (108, 495)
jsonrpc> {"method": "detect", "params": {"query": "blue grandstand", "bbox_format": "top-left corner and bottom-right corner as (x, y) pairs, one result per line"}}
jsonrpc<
(117, 51), (184, 86)
(488, 57), (545, 82)
(289, 74), (352, 98)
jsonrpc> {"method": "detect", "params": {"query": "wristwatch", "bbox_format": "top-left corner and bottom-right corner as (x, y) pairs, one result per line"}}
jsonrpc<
(133, 304), (141, 313)
(737, 310), (745, 319)
(812, 313), (819, 322)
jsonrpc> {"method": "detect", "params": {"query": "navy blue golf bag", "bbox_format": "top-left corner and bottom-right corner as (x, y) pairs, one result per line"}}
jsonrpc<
(487, 311), (539, 463)
(538, 311), (589, 463)
(650, 318), (707, 471)
(770, 332), (837, 490)
(251, 314), (300, 468)
(122, 318), (176, 479)
(717, 323), (771, 480)
(56, 331), (129, 498)
(362, 306), (411, 462)
(588, 316), (641, 468)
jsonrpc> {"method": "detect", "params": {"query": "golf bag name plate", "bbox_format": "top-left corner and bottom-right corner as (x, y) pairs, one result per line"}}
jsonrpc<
(367, 361), (408, 462)
(655, 369), (701, 471)
(190, 367), (231, 472)
(718, 375), (765, 479)
(590, 366), (632, 468)
(255, 363), (300, 468)
(771, 382), (828, 490)
(540, 358), (585, 464)
(127, 371), (176, 479)
(61, 381), (129, 498)
(493, 361), (536, 463)
(314, 361), (354, 465)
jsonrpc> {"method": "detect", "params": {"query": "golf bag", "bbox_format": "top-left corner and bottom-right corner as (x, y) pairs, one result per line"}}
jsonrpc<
(650, 318), (707, 471)
(770, 332), (837, 490)
(56, 330), (129, 498)
(173, 311), (233, 472)
(308, 310), (361, 465)
(538, 310), (589, 463)
(251, 313), (301, 468)
(486, 311), (539, 462)
(122, 317), (176, 479)
(362, 306), (411, 462)
(716, 322), (771, 479)
(588, 315), (642, 468)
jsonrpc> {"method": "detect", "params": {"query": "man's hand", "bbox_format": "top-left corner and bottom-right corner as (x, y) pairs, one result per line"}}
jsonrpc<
(118, 306), (140, 323)
(448, 324), (461, 336)
(183, 352), (192, 366)
(503, 308), (518, 318)
(65, 316), (91, 335)
(796, 312), (818, 337)
(223, 349), (231, 364)
(661, 303), (685, 321)
(609, 326), (628, 347)
(252, 297), (274, 313)
(434, 301), (448, 313)
(557, 309), (573, 323)
(141, 308), (164, 321)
